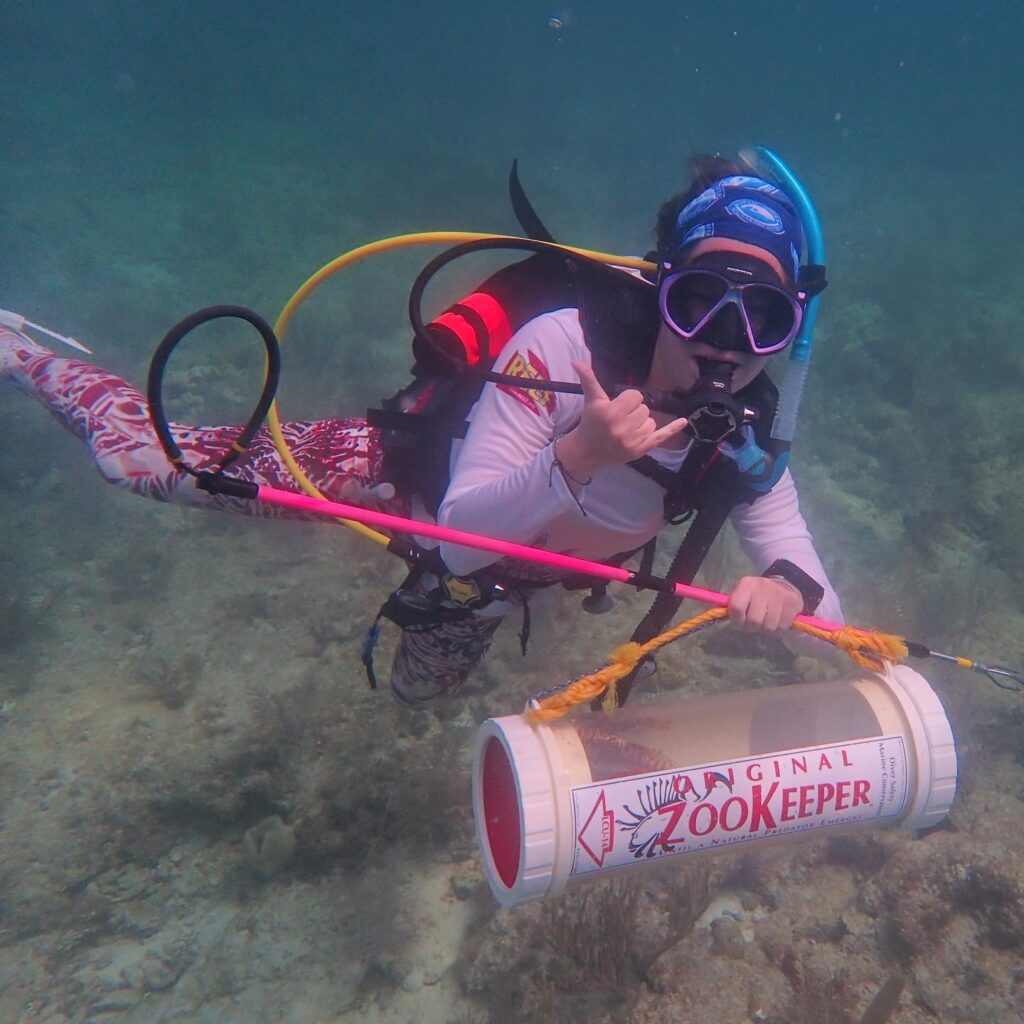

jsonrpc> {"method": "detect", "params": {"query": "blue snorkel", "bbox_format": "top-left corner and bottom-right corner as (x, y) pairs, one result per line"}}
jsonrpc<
(656, 148), (826, 492)
(739, 145), (827, 445)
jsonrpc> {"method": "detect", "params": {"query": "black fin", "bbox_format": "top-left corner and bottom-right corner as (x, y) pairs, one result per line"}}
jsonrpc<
(509, 160), (556, 243)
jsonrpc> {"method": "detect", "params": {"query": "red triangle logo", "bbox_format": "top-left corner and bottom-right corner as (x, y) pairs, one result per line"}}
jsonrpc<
(577, 791), (615, 866)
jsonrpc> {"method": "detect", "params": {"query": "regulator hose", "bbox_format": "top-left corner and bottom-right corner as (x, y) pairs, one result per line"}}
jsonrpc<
(146, 304), (281, 477)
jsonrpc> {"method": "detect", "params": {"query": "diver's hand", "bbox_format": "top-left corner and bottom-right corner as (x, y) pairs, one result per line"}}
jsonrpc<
(728, 575), (803, 632)
(554, 361), (688, 481)
(337, 478), (396, 508)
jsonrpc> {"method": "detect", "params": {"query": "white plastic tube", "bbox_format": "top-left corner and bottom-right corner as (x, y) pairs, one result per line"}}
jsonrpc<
(473, 664), (957, 907)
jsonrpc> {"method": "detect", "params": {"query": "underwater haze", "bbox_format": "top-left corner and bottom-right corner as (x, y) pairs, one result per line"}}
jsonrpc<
(2, 2), (1023, 1022)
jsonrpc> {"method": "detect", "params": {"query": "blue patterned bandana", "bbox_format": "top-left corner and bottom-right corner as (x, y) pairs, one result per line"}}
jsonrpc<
(669, 175), (804, 283)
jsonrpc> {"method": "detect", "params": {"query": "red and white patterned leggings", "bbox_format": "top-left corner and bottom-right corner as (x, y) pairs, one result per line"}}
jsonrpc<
(0, 328), (402, 514)
(1, 328), (505, 706)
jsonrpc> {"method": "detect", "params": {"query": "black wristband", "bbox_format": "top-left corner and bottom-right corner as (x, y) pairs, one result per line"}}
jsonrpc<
(761, 559), (825, 615)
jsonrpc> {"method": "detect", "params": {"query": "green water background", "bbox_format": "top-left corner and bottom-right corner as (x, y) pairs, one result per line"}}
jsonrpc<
(5, 0), (1023, 651)
(2, 2), (1023, 1021)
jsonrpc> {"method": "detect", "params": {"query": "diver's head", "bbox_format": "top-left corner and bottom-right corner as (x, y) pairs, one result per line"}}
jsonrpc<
(651, 157), (806, 365)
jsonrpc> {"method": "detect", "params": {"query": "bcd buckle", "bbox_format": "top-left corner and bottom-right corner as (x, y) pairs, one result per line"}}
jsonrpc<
(440, 573), (486, 608)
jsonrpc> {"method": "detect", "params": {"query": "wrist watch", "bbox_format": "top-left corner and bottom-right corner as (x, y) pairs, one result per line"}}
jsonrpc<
(761, 558), (825, 615)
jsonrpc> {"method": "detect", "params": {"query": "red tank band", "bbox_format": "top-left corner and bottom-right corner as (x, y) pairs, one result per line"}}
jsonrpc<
(433, 291), (515, 366)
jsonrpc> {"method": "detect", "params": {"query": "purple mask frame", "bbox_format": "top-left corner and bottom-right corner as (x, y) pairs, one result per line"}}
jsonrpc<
(659, 269), (805, 355)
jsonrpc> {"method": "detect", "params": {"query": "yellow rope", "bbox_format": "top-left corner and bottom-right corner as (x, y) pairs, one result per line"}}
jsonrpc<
(525, 610), (911, 723)
(791, 622), (908, 670)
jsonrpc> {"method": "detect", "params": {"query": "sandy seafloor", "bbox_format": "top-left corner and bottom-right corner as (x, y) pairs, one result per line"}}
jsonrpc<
(2, 3), (1024, 1022)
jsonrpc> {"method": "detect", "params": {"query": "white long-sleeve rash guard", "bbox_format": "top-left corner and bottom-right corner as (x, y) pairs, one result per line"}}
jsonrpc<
(436, 308), (843, 629)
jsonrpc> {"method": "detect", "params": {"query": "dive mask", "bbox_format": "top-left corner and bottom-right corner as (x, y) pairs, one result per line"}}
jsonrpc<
(658, 251), (805, 356)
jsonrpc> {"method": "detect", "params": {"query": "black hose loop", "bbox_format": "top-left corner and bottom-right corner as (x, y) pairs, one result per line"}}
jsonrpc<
(146, 304), (281, 475)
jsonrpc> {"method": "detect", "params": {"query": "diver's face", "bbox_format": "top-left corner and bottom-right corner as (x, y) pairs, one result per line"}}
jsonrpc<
(648, 238), (792, 394)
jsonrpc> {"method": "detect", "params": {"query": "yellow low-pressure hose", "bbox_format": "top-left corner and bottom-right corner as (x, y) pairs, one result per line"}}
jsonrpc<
(267, 232), (655, 545)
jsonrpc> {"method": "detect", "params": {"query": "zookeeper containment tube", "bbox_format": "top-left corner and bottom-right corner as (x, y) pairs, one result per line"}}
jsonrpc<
(472, 664), (957, 907)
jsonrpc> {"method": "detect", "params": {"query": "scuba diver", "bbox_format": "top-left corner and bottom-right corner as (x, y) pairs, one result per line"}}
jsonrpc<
(0, 153), (842, 708)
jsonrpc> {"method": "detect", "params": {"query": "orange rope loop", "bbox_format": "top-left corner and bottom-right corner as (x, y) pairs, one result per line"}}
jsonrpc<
(526, 608), (728, 723)
(525, 612), (910, 723)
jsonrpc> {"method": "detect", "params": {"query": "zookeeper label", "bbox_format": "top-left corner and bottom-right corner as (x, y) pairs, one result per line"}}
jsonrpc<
(571, 737), (909, 874)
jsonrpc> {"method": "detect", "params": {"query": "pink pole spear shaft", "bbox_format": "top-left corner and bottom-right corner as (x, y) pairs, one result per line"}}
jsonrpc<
(255, 483), (842, 633)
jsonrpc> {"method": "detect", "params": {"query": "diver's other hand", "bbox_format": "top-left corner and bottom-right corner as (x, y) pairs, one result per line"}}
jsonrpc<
(555, 361), (688, 480)
(727, 575), (803, 632)
(337, 477), (396, 508)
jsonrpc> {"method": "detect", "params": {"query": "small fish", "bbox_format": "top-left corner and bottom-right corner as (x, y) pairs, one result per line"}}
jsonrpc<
(548, 8), (575, 30)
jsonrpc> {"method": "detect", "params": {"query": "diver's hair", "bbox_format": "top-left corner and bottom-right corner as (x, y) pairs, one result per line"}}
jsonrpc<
(651, 153), (751, 259)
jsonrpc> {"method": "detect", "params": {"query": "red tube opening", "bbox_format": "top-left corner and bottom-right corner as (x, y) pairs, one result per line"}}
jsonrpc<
(481, 736), (521, 889)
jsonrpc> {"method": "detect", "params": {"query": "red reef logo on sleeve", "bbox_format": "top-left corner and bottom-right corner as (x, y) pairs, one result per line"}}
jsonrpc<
(496, 349), (557, 416)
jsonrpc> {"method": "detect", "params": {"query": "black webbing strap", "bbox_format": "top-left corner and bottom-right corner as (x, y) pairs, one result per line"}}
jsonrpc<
(595, 490), (734, 709)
